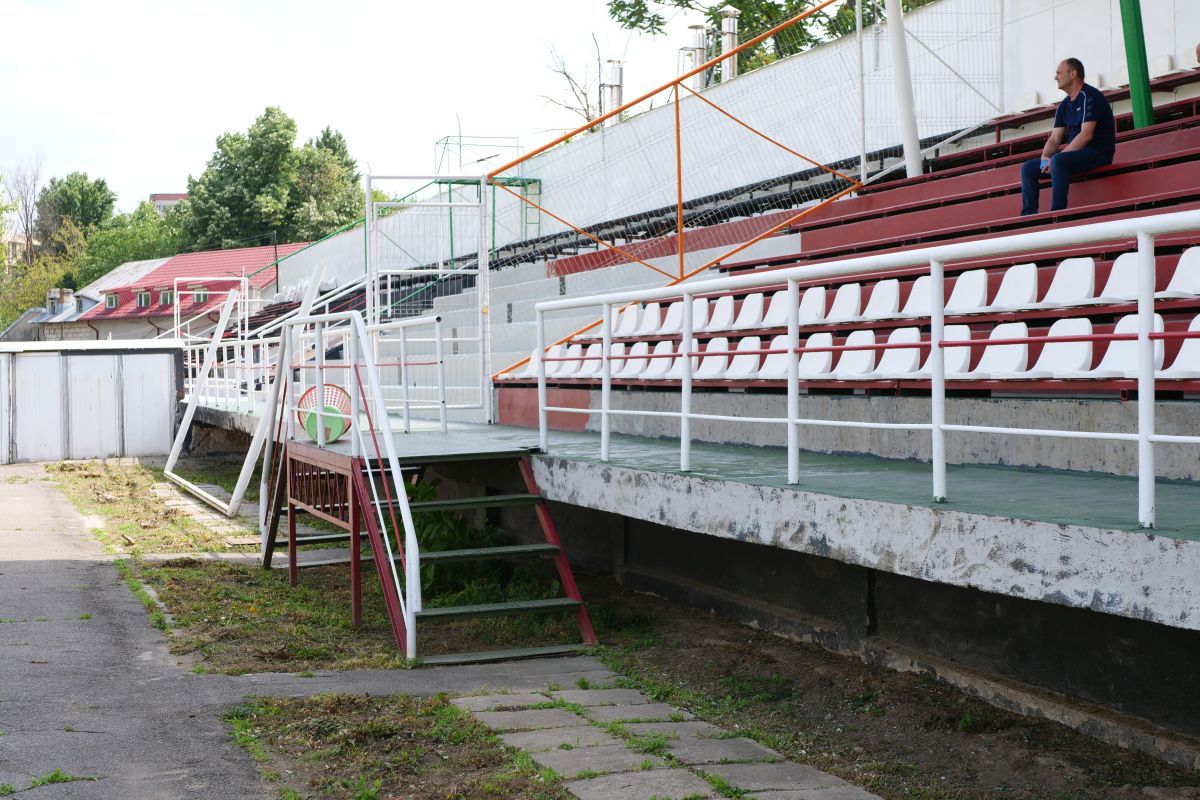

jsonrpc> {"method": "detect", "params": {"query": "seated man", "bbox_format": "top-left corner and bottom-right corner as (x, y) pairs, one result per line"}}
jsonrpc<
(1020, 58), (1116, 216)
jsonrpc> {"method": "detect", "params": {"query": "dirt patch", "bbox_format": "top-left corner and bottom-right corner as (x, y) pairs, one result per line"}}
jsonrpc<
(582, 574), (1200, 800)
(226, 694), (571, 800)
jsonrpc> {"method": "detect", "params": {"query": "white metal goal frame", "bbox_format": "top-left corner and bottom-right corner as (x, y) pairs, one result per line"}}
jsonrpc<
(364, 174), (491, 422)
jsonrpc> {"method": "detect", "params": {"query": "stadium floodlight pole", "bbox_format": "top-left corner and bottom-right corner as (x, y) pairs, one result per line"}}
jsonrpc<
(886, 0), (922, 178)
(1119, 0), (1154, 129)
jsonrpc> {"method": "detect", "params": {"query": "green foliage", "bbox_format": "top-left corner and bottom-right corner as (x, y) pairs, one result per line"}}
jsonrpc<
(29, 769), (95, 787)
(178, 106), (361, 251)
(607, 0), (936, 72)
(0, 218), (85, 329)
(77, 201), (182, 286)
(35, 171), (116, 253)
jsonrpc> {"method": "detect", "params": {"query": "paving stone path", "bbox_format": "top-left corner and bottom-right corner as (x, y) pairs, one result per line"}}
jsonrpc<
(454, 688), (881, 800)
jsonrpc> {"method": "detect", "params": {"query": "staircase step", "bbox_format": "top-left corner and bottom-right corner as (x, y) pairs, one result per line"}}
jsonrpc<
(416, 597), (580, 621)
(420, 643), (594, 666)
(421, 543), (559, 564)
(293, 533), (351, 545)
(408, 493), (541, 512)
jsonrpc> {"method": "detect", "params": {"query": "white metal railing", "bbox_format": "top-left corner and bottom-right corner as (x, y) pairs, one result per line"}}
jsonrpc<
(534, 208), (1200, 529)
(267, 310), (424, 657)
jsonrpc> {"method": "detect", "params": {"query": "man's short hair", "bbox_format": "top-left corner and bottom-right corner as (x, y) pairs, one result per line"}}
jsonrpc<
(1064, 57), (1085, 80)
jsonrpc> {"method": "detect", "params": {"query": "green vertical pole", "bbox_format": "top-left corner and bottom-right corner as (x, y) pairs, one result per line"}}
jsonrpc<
(1119, 0), (1154, 129)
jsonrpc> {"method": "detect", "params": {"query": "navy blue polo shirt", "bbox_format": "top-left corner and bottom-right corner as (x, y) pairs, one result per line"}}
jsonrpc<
(1053, 83), (1116, 161)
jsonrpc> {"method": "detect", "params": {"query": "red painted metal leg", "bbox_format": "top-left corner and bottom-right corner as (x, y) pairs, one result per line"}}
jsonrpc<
(349, 476), (362, 629)
(518, 457), (598, 645)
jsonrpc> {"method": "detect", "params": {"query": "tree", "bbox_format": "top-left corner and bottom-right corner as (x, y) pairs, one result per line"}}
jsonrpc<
(35, 172), (117, 254)
(543, 47), (601, 124)
(0, 218), (84, 329)
(177, 107), (361, 251)
(607, 0), (933, 70)
(77, 201), (182, 287)
(4, 156), (42, 266)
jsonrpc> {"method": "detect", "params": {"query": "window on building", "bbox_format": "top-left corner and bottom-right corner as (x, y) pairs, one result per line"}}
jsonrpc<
(105, 294), (119, 310)
(160, 290), (174, 306)
(136, 291), (151, 308)
(193, 287), (208, 305)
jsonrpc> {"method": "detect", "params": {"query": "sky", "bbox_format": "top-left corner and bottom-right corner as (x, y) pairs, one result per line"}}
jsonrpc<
(0, 0), (712, 213)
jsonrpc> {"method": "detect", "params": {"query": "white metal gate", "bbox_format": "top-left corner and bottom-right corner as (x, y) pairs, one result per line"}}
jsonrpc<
(365, 174), (490, 423)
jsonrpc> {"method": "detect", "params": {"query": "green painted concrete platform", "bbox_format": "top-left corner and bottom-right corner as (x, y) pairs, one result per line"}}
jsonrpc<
(328, 420), (1200, 540)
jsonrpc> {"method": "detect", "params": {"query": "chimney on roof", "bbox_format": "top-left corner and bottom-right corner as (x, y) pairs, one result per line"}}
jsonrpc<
(45, 287), (74, 315)
(602, 60), (624, 128)
(689, 25), (708, 91)
(720, 5), (740, 82)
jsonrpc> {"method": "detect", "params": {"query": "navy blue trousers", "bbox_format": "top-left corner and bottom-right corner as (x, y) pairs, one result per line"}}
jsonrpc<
(1020, 147), (1110, 215)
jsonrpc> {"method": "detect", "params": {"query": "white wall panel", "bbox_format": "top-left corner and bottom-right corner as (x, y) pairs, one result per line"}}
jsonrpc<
(0, 354), (10, 464)
(121, 354), (174, 457)
(13, 354), (64, 462)
(66, 355), (121, 460)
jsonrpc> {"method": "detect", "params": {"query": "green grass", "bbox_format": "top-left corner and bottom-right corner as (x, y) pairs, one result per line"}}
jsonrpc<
(114, 559), (170, 631)
(29, 769), (95, 787)
(0, 785), (14, 796)
(227, 694), (572, 799)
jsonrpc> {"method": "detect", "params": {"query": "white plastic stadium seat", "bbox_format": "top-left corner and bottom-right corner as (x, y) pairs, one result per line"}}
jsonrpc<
(899, 275), (932, 318)
(521, 344), (561, 377)
(951, 322), (1028, 379)
(834, 330), (877, 379)
(1059, 314), (1164, 379)
(694, 337), (730, 380)
(659, 297), (709, 335)
(826, 283), (862, 323)
(910, 325), (973, 378)
(865, 327), (923, 378)
(613, 341), (649, 379)
(761, 290), (792, 328)
(576, 343), (603, 378)
(797, 332), (835, 379)
(725, 337), (763, 379)
(979, 263), (1038, 312)
(732, 293), (765, 329)
(703, 296), (735, 332)
(993, 318), (1092, 379)
(859, 279), (900, 321)
(1085, 252), (1139, 304)
(944, 269), (988, 315)
(1158, 248), (1200, 299)
(551, 343), (584, 378)
(634, 302), (663, 336)
(1158, 315), (1200, 379)
(757, 335), (793, 379)
(642, 340), (676, 379)
(613, 305), (641, 337)
(798, 286), (827, 325)
(666, 338), (700, 380)
(1031, 257), (1095, 309)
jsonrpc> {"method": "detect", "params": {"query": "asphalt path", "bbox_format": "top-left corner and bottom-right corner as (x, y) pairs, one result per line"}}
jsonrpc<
(0, 464), (613, 798)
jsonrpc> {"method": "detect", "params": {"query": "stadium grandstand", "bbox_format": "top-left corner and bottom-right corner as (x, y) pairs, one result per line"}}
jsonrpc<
(129, 0), (1200, 766)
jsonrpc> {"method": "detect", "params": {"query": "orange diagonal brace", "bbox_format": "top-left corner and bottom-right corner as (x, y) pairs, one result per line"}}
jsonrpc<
(486, 0), (842, 180)
(490, 179), (676, 281)
(679, 83), (864, 187)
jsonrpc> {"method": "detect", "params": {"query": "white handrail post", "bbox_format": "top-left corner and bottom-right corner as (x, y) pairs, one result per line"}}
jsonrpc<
(349, 329), (361, 458)
(930, 258), (948, 502)
(680, 293), (693, 472)
(786, 279), (800, 484)
(536, 310), (548, 452)
(258, 334), (290, 538)
(601, 302), (613, 462)
(435, 316), (448, 433)
(399, 328), (411, 434)
(1136, 231), (1156, 528)
(313, 322), (326, 448)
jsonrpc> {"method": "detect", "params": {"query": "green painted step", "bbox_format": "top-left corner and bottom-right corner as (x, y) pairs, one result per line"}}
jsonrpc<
(416, 597), (580, 622)
(408, 493), (541, 512)
(420, 643), (594, 666)
(421, 543), (559, 563)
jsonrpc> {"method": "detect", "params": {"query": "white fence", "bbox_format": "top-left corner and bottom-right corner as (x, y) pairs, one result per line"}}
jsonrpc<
(0, 341), (180, 464)
(533, 208), (1200, 529)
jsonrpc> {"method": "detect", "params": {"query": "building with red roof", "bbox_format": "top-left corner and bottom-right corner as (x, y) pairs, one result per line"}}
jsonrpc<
(38, 242), (308, 341)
